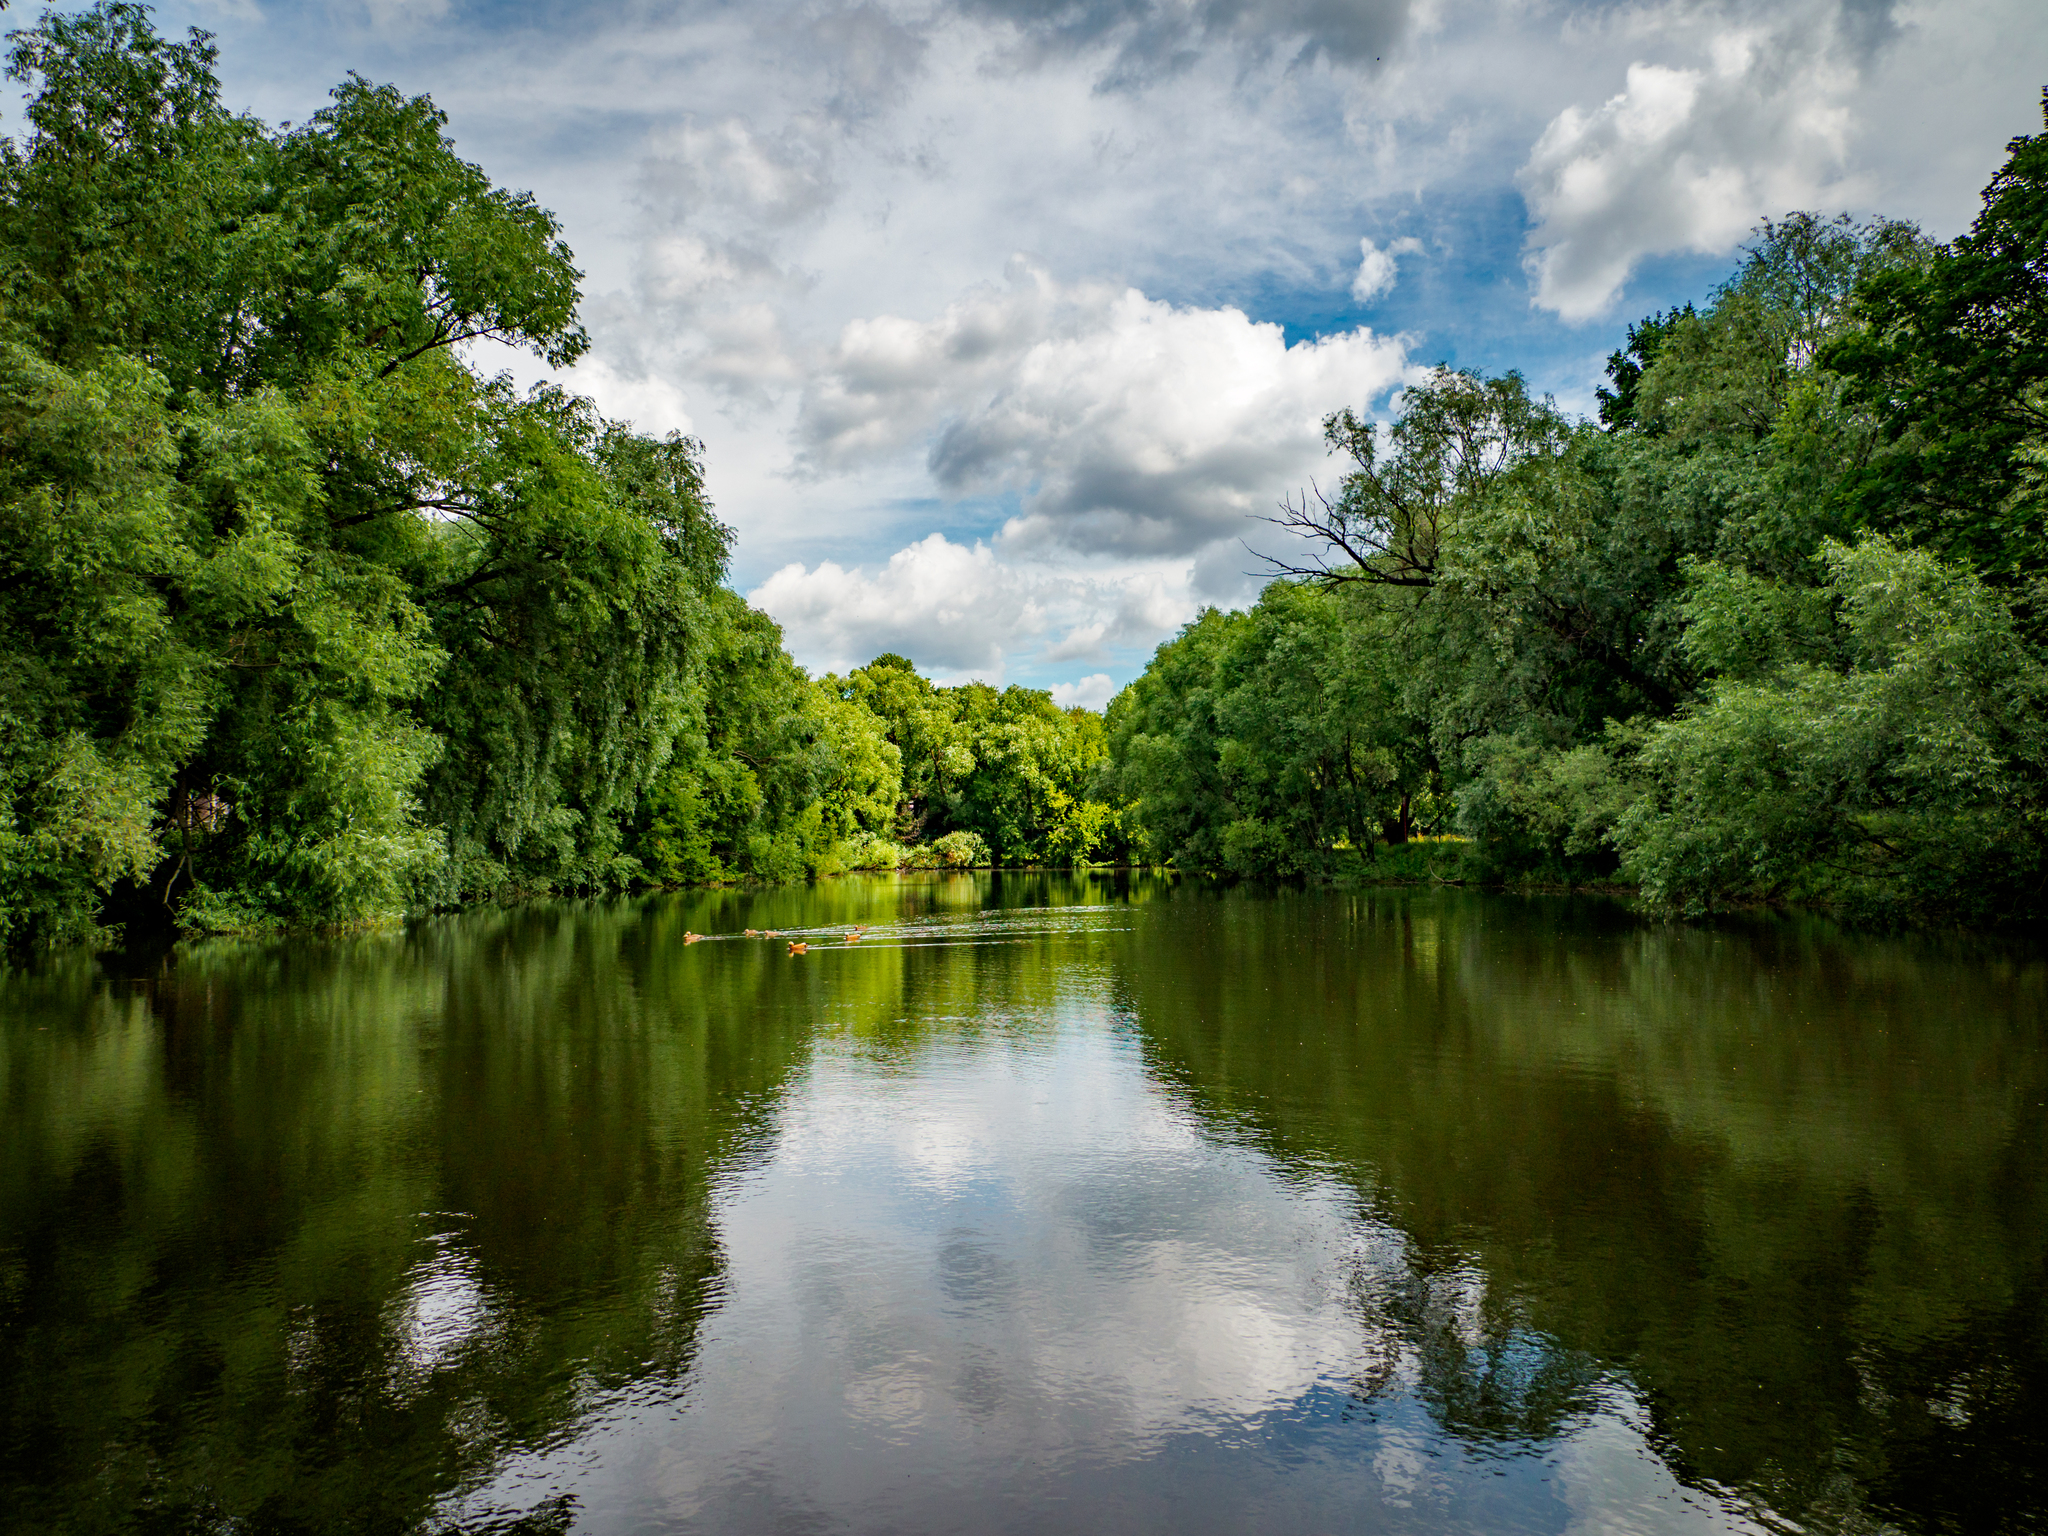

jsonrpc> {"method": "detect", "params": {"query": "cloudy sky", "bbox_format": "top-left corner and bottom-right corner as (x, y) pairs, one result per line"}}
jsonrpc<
(49, 0), (2048, 701)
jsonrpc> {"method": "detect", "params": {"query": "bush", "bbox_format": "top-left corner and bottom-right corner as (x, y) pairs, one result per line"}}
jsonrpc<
(844, 833), (909, 871)
(929, 830), (990, 868)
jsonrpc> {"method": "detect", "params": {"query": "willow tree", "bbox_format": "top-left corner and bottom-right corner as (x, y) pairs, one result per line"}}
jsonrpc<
(0, 4), (728, 943)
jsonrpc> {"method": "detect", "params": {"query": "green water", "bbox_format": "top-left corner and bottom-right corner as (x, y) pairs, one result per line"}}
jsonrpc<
(2, 877), (2043, 1534)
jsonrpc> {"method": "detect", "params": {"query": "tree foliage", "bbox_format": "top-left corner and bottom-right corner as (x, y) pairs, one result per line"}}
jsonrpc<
(818, 658), (1117, 867)
(1826, 93), (2048, 581)
(0, 4), (746, 946)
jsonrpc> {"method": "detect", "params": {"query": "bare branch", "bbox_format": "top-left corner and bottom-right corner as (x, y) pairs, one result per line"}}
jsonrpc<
(1251, 476), (1438, 588)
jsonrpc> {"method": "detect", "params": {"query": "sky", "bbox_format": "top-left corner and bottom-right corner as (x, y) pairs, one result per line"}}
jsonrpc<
(20, 0), (2048, 703)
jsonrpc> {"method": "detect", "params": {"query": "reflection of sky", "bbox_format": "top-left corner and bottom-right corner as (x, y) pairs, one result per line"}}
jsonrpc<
(386, 1232), (501, 1396)
(445, 960), (1768, 1534)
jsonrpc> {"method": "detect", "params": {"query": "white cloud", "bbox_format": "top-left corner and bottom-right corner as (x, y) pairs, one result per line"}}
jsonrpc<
(750, 533), (1048, 677)
(634, 233), (782, 309)
(759, 258), (1414, 682)
(749, 531), (1205, 682)
(1517, 17), (1868, 320)
(1041, 623), (1109, 664)
(567, 355), (697, 438)
(1350, 235), (1424, 302)
(639, 117), (837, 228)
(802, 260), (1416, 559)
(1050, 673), (1118, 709)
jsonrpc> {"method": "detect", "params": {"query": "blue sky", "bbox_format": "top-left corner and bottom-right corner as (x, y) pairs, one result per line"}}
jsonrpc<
(29, 0), (2047, 703)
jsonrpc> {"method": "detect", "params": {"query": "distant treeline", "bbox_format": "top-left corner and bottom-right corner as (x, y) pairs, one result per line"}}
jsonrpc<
(6, 5), (2046, 947)
(1101, 96), (2048, 928)
(0, 5), (1117, 948)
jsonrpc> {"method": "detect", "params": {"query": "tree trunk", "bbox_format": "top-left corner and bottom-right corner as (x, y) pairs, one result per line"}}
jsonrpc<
(1381, 794), (1413, 845)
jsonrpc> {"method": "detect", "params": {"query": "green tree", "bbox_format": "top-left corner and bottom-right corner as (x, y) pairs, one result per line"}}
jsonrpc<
(945, 684), (1111, 864)
(0, 4), (726, 941)
(1100, 609), (1247, 870)
(1615, 536), (2048, 924)
(829, 655), (976, 838)
(0, 343), (212, 945)
(1595, 304), (1693, 430)
(635, 593), (840, 886)
(1266, 367), (1571, 589)
(1826, 92), (2048, 583)
(1105, 206), (2005, 908)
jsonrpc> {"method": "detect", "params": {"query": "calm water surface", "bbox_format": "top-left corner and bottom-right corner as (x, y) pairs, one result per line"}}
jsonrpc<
(2, 877), (2044, 1534)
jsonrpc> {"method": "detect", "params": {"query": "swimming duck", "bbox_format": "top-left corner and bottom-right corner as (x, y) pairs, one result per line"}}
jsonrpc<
(683, 931), (702, 944)
(745, 928), (759, 936)
(787, 941), (808, 955)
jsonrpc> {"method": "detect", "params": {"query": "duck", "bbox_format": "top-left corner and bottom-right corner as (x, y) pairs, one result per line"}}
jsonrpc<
(683, 931), (702, 944)
(744, 928), (759, 937)
(787, 941), (808, 955)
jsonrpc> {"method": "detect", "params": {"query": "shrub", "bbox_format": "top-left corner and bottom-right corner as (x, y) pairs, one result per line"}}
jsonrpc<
(929, 830), (990, 868)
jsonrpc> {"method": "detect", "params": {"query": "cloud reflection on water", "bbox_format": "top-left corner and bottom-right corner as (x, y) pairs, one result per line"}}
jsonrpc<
(446, 984), (1759, 1533)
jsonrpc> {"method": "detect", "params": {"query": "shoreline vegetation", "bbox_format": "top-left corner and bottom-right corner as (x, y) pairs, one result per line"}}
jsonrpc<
(5, 6), (2047, 952)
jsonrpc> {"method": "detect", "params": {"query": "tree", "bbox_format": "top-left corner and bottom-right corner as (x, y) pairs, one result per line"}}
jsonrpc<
(1825, 92), (2048, 583)
(635, 593), (841, 886)
(1100, 609), (1248, 870)
(830, 655), (975, 838)
(1262, 368), (1571, 589)
(0, 5), (721, 940)
(1616, 537), (2048, 923)
(1596, 305), (1693, 430)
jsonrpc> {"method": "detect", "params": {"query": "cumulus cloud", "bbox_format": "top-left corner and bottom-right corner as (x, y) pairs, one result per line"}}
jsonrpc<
(800, 260), (1414, 558)
(749, 531), (1200, 680)
(1050, 673), (1118, 708)
(566, 355), (698, 437)
(768, 256), (1410, 678)
(1350, 234), (1424, 302)
(1517, 11), (1873, 320)
(750, 534), (1050, 676)
(1041, 622), (1111, 663)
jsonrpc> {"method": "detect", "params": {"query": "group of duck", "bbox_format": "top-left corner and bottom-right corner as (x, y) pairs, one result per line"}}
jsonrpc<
(679, 925), (869, 955)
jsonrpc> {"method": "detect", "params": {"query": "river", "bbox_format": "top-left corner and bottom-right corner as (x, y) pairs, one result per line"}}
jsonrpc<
(2, 876), (2043, 1533)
